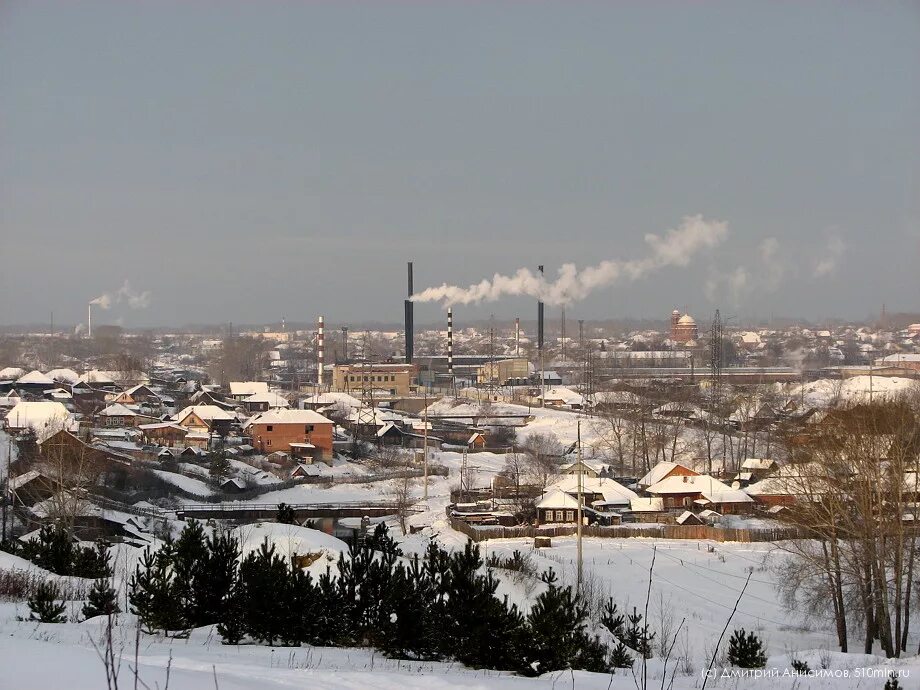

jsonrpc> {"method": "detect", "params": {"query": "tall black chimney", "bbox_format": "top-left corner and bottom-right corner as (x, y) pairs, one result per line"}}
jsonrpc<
(537, 264), (544, 352)
(405, 261), (414, 363)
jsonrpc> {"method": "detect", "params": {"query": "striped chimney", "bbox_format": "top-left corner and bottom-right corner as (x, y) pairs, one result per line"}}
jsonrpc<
(317, 316), (325, 386)
(447, 307), (453, 375)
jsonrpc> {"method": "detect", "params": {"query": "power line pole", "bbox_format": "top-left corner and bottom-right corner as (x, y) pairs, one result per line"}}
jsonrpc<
(576, 419), (583, 592)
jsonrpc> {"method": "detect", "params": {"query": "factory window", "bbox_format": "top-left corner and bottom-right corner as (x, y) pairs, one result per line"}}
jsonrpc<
(266, 425), (273, 432)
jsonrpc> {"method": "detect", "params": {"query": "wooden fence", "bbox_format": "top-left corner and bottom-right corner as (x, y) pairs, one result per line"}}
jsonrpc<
(450, 518), (803, 544)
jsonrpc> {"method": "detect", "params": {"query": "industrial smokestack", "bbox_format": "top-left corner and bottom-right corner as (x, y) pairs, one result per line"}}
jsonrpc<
(537, 265), (544, 352)
(405, 261), (414, 363)
(447, 307), (453, 376)
(87, 303), (92, 338)
(515, 317), (520, 357)
(317, 316), (325, 386)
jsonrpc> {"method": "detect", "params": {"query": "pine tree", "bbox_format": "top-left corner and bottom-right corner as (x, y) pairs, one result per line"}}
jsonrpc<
(601, 599), (634, 668)
(28, 581), (67, 623)
(194, 530), (240, 625)
(437, 540), (524, 671)
(276, 503), (296, 524)
(727, 628), (768, 669)
(523, 568), (607, 675)
(216, 578), (247, 645)
(172, 521), (208, 629)
(82, 578), (121, 619)
(129, 540), (183, 634)
(236, 540), (293, 646)
(624, 606), (655, 659)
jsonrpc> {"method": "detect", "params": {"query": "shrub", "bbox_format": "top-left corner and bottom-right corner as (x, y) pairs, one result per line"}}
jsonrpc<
(82, 579), (121, 619)
(727, 628), (768, 669)
(28, 581), (67, 623)
(276, 503), (296, 524)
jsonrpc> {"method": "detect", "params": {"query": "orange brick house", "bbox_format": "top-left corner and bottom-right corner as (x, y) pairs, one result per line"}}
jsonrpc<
(243, 409), (334, 460)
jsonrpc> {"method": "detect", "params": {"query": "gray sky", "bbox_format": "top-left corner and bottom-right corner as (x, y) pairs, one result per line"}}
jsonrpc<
(1, 1), (918, 328)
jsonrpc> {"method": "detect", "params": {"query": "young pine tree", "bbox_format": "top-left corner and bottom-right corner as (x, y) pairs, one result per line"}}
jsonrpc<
(624, 606), (655, 659)
(726, 628), (768, 669)
(129, 540), (184, 635)
(524, 568), (608, 675)
(276, 503), (296, 525)
(28, 581), (67, 623)
(601, 599), (634, 669)
(82, 578), (121, 619)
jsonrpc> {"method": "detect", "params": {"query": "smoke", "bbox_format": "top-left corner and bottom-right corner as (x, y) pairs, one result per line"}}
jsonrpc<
(412, 214), (728, 306)
(89, 294), (112, 309)
(704, 266), (750, 306)
(89, 281), (152, 310)
(704, 236), (786, 307)
(813, 235), (846, 277)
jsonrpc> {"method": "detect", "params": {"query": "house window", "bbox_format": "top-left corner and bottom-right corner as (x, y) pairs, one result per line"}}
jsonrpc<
(565, 510), (575, 522)
(305, 424), (314, 433)
(266, 425), (273, 431)
(266, 440), (271, 447)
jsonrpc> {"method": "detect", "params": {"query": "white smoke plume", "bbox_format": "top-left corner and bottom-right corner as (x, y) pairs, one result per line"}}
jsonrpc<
(814, 234), (846, 277)
(89, 281), (152, 310)
(412, 214), (728, 307)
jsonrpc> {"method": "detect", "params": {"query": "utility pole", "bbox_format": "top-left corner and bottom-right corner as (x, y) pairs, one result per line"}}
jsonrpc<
(422, 386), (429, 500)
(576, 419), (583, 592)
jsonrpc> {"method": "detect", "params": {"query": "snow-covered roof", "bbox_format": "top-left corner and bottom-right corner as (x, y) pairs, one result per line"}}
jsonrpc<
(175, 405), (236, 424)
(628, 497), (665, 512)
(0, 367), (26, 380)
(78, 370), (116, 385)
(740, 458), (776, 471)
(46, 368), (80, 384)
(536, 489), (580, 510)
(5, 401), (73, 439)
(300, 392), (363, 409)
(245, 391), (290, 408)
(139, 422), (188, 433)
(638, 461), (697, 487)
(538, 387), (584, 405)
(230, 381), (269, 396)
(98, 403), (138, 417)
(646, 474), (753, 504)
(547, 475), (638, 503)
(243, 408), (333, 428)
(16, 370), (54, 385)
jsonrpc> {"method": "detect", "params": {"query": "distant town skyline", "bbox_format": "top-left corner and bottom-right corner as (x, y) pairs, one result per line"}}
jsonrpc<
(1, 2), (917, 328)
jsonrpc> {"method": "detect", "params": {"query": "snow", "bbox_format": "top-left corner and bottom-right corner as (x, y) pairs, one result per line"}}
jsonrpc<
(15, 369), (55, 385)
(234, 523), (347, 575)
(150, 469), (216, 497)
(788, 376), (916, 408)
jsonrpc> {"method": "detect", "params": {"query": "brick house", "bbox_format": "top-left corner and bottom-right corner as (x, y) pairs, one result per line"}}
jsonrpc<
(243, 409), (334, 460)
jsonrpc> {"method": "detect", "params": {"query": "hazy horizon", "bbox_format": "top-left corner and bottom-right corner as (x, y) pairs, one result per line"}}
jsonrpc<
(2, 2), (917, 328)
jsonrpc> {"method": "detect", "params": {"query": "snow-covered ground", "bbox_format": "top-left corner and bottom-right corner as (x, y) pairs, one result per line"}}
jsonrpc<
(787, 376), (917, 408)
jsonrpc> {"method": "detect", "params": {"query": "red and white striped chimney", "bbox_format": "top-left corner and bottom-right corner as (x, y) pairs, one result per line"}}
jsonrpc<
(447, 307), (453, 376)
(317, 316), (325, 386)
